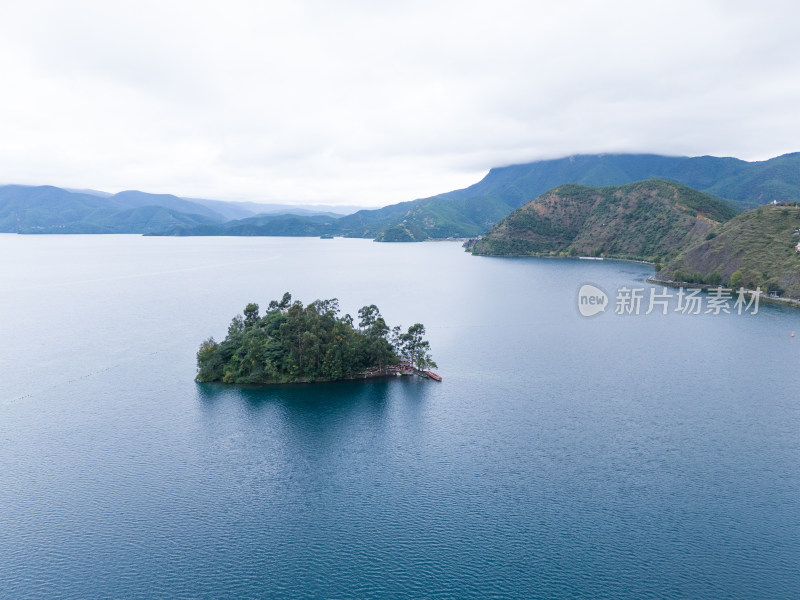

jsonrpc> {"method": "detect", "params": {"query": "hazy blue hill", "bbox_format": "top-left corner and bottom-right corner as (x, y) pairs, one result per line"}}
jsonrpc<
(180, 198), (259, 220)
(240, 208), (345, 218)
(152, 201), (417, 238)
(220, 213), (336, 236)
(0, 185), (122, 232)
(228, 203), (361, 217)
(150, 213), (337, 237)
(21, 205), (220, 234)
(0, 184), (227, 233)
(0, 183), (362, 235)
(170, 197), (359, 221)
(110, 190), (225, 220)
(97, 205), (220, 234)
(64, 188), (114, 198)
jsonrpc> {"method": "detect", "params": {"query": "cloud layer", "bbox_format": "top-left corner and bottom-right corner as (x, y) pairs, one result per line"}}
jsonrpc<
(1, 0), (798, 206)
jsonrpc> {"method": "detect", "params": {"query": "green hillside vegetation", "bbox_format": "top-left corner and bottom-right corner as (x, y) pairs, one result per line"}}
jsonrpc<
(167, 152), (800, 241)
(196, 293), (437, 384)
(657, 204), (800, 298)
(334, 200), (419, 238)
(376, 151), (800, 240)
(470, 180), (737, 262)
(360, 152), (800, 241)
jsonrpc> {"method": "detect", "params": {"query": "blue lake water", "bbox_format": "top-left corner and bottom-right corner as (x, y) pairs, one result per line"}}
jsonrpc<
(1, 234), (798, 599)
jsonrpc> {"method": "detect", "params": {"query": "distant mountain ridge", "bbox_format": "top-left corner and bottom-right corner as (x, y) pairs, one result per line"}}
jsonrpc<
(362, 152), (800, 241)
(3, 152), (799, 237)
(0, 185), (357, 234)
(156, 151), (800, 240)
(152, 213), (340, 237)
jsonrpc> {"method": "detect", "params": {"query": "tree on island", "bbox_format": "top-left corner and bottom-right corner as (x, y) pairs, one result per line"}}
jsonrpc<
(399, 323), (437, 372)
(196, 293), (437, 384)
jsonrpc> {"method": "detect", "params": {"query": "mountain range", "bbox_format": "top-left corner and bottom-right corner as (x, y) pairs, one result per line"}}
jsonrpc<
(155, 152), (800, 240)
(3, 152), (800, 238)
(0, 185), (356, 234)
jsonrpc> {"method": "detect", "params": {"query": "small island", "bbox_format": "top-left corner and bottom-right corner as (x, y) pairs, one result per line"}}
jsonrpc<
(196, 292), (439, 384)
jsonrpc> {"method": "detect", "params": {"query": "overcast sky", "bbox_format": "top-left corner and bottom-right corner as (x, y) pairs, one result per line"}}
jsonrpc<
(0, 0), (798, 207)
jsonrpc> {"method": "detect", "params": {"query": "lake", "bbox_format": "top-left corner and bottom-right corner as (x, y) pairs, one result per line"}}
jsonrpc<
(1, 234), (798, 599)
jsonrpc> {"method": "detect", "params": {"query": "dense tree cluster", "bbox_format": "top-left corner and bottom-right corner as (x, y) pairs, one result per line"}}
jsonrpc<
(196, 293), (436, 384)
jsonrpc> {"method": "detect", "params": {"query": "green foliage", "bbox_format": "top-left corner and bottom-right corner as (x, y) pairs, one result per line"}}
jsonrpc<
(196, 338), (221, 382)
(243, 303), (259, 328)
(662, 205), (800, 298)
(399, 323), (438, 371)
(472, 180), (733, 262)
(196, 293), (436, 384)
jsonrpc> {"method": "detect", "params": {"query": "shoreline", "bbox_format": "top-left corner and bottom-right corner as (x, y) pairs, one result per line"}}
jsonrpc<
(646, 278), (800, 309)
(470, 251), (657, 266)
(196, 369), (441, 387)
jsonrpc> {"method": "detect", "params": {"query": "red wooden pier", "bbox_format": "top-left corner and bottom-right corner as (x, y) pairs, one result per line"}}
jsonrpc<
(361, 365), (442, 381)
(422, 370), (442, 381)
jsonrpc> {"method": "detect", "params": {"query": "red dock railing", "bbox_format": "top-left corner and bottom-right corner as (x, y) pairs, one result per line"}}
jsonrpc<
(422, 370), (442, 381)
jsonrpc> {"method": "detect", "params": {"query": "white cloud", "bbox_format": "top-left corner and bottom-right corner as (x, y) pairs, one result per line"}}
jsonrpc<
(0, 0), (798, 206)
